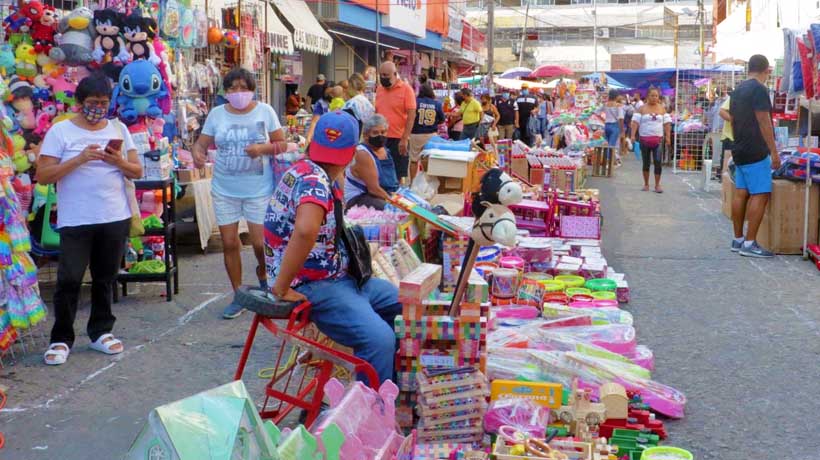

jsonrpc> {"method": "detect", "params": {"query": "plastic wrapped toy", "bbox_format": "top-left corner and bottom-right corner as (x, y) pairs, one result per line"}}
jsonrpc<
(484, 398), (550, 438)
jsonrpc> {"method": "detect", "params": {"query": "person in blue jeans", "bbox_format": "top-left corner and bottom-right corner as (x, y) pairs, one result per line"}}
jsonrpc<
(265, 111), (401, 384)
(729, 54), (780, 258)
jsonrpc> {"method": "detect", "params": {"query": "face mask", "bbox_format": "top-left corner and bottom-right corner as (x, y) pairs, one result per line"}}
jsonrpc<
(521, 90), (529, 96)
(380, 77), (393, 88)
(225, 91), (254, 110)
(82, 105), (107, 124)
(502, 92), (510, 99)
(368, 135), (386, 148)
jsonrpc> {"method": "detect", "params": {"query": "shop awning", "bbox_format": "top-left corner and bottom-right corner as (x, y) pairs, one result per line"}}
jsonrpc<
(271, 0), (333, 55)
(265, 3), (294, 55)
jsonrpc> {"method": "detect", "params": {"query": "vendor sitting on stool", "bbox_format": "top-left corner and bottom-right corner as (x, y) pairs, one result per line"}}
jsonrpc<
(343, 113), (399, 210)
(265, 111), (402, 384)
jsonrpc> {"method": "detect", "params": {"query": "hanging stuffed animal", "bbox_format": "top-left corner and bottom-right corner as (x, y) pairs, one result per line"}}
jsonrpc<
(14, 43), (37, 81)
(49, 7), (95, 66)
(0, 45), (16, 77)
(45, 73), (77, 107)
(19, 1), (43, 34)
(92, 9), (130, 64)
(32, 5), (59, 55)
(33, 101), (57, 136)
(3, 6), (32, 37)
(7, 77), (36, 132)
(112, 60), (168, 124)
(123, 12), (161, 65)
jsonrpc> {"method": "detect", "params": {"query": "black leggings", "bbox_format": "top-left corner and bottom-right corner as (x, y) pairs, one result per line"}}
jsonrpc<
(641, 144), (663, 175)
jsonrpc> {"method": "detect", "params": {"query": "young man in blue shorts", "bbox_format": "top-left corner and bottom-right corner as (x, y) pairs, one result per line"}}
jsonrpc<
(729, 54), (781, 258)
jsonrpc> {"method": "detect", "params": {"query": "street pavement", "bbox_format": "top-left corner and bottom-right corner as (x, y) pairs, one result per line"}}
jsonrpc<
(1, 156), (820, 459)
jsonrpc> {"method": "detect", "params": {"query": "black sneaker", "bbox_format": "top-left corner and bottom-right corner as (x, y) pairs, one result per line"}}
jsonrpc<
(739, 241), (774, 258)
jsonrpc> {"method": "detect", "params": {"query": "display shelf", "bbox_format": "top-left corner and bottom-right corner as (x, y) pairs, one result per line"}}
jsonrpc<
(114, 177), (179, 302)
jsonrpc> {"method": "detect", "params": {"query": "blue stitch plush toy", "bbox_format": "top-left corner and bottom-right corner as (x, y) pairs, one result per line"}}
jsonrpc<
(111, 59), (168, 124)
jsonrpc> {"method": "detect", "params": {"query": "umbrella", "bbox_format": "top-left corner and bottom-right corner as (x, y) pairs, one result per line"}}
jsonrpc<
(493, 78), (552, 90)
(529, 65), (573, 79)
(545, 78), (574, 89)
(500, 67), (533, 79)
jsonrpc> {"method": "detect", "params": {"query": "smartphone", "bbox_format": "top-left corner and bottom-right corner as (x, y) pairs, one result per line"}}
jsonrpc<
(105, 139), (123, 153)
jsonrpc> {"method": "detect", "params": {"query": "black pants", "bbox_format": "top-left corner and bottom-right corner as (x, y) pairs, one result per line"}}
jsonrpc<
(51, 218), (130, 347)
(641, 144), (663, 175)
(386, 137), (408, 182)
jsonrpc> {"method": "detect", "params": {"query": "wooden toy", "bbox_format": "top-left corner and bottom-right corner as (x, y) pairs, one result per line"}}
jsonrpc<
(599, 382), (629, 420)
(554, 384), (607, 435)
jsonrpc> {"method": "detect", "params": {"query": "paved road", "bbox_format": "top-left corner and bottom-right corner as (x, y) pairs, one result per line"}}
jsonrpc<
(592, 158), (820, 460)
(2, 157), (819, 460)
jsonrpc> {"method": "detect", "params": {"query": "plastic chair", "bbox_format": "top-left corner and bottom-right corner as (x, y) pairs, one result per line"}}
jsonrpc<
(233, 286), (379, 428)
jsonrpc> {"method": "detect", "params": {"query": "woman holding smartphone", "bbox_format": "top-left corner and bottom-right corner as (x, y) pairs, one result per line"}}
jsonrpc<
(36, 73), (143, 366)
(193, 68), (288, 319)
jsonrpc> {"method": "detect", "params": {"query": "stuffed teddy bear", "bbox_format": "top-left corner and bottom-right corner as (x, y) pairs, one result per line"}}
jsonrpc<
(31, 5), (59, 55)
(14, 42), (37, 81)
(49, 7), (95, 66)
(92, 9), (130, 64)
(122, 12), (160, 65)
(112, 59), (168, 124)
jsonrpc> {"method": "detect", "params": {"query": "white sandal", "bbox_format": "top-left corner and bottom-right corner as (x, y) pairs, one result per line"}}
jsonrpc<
(44, 343), (70, 366)
(89, 334), (124, 355)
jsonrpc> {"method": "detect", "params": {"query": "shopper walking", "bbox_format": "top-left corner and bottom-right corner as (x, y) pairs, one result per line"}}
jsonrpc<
(306, 85), (343, 144)
(495, 90), (516, 140)
(514, 83), (537, 146)
(344, 114), (399, 210)
(375, 61), (416, 181)
(729, 54), (779, 258)
(447, 93), (464, 141)
(602, 89), (625, 163)
(267, 111), (401, 384)
(630, 87), (671, 193)
(37, 74), (143, 365)
(458, 88), (483, 141)
(479, 93), (500, 145)
(536, 93), (551, 141)
(193, 68), (288, 319)
(306, 74), (327, 110)
(409, 83), (445, 177)
(343, 73), (375, 132)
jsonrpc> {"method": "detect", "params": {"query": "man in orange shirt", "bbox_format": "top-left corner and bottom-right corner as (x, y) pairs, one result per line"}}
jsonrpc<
(375, 61), (417, 180)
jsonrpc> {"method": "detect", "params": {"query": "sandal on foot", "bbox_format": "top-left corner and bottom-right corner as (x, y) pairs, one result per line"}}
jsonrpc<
(89, 334), (123, 355)
(44, 343), (70, 366)
(654, 187), (664, 194)
(642, 185), (650, 191)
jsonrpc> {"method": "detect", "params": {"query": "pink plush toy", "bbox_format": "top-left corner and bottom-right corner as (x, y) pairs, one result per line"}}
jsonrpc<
(33, 100), (57, 136)
(45, 73), (77, 106)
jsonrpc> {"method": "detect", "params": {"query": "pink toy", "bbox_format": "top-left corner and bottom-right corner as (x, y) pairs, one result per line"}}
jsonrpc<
(33, 100), (57, 136)
(152, 38), (173, 114)
(495, 305), (540, 320)
(312, 378), (405, 460)
(484, 398), (550, 438)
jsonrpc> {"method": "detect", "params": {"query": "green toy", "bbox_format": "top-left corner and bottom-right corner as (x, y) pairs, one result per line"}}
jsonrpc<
(39, 184), (60, 250)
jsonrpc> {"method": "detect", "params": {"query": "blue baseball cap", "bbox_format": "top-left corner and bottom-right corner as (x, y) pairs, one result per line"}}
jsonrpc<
(309, 111), (360, 165)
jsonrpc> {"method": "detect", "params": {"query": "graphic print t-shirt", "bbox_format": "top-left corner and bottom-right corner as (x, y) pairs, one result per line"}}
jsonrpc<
(201, 102), (281, 198)
(412, 97), (445, 134)
(264, 159), (348, 287)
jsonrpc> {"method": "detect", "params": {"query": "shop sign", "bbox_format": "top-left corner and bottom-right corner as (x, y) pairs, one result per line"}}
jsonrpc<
(384, 0), (427, 38)
(293, 29), (332, 55)
(281, 53), (303, 84)
(461, 21), (485, 53)
(447, 8), (463, 42)
(267, 32), (292, 54)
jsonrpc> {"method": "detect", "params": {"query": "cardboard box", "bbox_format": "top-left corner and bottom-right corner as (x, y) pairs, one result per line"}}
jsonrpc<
(427, 157), (471, 178)
(722, 174), (820, 254)
(721, 171), (733, 219)
(176, 168), (199, 183)
(141, 150), (173, 180)
(511, 155), (528, 180)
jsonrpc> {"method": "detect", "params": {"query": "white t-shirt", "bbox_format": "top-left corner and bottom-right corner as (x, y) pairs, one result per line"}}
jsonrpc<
(40, 119), (137, 228)
(603, 105), (625, 123)
(201, 102), (282, 199)
(633, 112), (672, 138)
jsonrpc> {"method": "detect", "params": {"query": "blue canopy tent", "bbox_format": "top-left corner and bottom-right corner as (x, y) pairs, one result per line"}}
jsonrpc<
(582, 72), (629, 89)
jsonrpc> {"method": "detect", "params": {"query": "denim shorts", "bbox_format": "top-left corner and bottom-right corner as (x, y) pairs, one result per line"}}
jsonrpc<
(211, 191), (269, 225)
(734, 156), (772, 195)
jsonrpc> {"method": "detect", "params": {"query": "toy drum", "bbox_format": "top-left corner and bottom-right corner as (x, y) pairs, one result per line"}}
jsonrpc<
(499, 256), (525, 271)
(543, 292), (569, 305)
(591, 291), (617, 301)
(585, 278), (617, 292)
(475, 262), (499, 281)
(477, 245), (501, 264)
(491, 268), (519, 299)
(516, 274), (550, 306)
(640, 447), (693, 460)
(565, 287), (592, 297)
(538, 279), (565, 293)
(554, 275), (585, 288)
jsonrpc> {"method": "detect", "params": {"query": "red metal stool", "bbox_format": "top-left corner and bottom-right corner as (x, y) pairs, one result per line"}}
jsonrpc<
(0, 388), (6, 450)
(233, 286), (379, 428)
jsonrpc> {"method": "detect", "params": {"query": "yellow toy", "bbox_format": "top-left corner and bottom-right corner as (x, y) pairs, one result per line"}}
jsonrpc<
(15, 43), (37, 81)
(11, 134), (32, 172)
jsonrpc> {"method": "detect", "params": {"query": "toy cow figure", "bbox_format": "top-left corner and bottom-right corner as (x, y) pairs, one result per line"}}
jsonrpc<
(471, 202), (517, 247)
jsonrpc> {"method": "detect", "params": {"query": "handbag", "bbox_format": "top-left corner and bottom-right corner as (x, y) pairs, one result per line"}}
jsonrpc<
(114, 121), (144, 237)
(333, 197), (372, 289)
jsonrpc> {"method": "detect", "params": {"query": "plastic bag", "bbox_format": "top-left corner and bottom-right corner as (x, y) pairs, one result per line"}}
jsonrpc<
(484, 398), (551, 438)
(410, 170), (439, 201)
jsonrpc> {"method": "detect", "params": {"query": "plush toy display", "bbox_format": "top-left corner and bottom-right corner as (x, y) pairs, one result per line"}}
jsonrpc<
(31, 5), (58, 54)
(0, 45), (15, 77)
(45, 74), (77, 107)
(112, 60), (168, 123)
(49, 7), (95, 66)
(19, 1), (44, 34)
(33, 100), (56, 136)
(3, 6), (32, 36)
(123, 12), (161, 65)
(14, 43), (37, 81)
(92, 9), (130, 64)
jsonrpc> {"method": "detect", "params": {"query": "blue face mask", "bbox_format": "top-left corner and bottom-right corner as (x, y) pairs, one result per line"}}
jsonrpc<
(502, 92), (510, 99)
(521, 90), (529, 96)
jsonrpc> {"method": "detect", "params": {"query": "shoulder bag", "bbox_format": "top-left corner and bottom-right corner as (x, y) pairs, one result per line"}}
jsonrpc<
(114, 121), (145, 237)
(333, 197), (372, 289)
